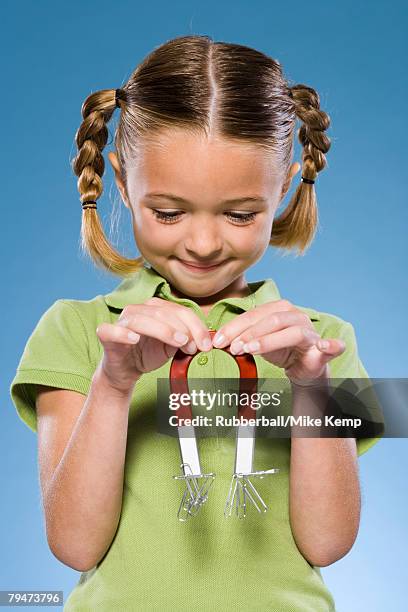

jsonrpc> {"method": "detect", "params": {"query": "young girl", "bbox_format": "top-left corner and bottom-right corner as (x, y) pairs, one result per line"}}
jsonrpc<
(10, 34), (381, 611)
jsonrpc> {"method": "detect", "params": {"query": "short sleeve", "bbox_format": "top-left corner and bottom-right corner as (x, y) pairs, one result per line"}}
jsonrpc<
(9, 299), (95, 434)
(328, 321), (383, 457)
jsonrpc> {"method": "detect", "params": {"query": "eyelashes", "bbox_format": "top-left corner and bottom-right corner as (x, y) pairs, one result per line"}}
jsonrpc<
(151, 210), (257, 225)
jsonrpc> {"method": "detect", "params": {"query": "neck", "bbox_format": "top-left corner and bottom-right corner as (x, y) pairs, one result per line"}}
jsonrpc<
(169, 276), (251, 309)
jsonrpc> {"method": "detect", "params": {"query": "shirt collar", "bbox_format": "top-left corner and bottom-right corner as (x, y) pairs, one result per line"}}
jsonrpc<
(103, 263), (319, 320)
(104, 264), (172, 309)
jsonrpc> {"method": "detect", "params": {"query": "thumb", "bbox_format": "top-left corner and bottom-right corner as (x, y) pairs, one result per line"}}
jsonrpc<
(317, 338), (346, 357)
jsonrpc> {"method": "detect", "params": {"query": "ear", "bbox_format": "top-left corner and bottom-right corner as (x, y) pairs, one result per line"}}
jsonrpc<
(279, 162), (301, 202)
(107, 151), (130, 208)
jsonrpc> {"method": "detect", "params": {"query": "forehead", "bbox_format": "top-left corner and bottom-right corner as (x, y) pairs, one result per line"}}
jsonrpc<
(125, 129), (281, 200)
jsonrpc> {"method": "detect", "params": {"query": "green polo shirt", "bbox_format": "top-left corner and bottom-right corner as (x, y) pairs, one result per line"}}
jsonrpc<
(9, 264), (381, 612)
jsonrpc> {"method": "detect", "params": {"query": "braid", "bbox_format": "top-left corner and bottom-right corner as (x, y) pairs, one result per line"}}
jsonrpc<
(71, 88), (143, 276)
(290, 84), (331, 180)
(270, 84), (331, 255)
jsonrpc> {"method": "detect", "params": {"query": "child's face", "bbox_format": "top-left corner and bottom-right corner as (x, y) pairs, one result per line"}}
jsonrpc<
(108, 130), (299, 304)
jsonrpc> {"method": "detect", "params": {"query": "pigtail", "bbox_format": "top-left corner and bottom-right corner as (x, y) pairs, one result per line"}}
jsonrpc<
(270, 84), (331, 256)
(71, 88), (143, 277)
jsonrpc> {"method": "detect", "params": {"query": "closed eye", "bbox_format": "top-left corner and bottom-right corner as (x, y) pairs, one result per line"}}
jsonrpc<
(151, 210), (257, 225)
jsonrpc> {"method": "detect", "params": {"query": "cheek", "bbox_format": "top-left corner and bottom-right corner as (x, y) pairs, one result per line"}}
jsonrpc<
(133, 211), (180, 251)
(231, 218), (271, 253)
(255, 214), (273, 242)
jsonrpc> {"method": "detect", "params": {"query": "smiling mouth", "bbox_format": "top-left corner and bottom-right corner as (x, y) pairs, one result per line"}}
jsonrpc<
(177, 259), (228, 272)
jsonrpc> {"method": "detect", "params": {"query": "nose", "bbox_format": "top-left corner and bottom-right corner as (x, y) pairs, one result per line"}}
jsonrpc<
(184, 218), (224, 259)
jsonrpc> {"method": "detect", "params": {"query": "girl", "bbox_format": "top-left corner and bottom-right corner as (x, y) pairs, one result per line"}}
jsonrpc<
(10, 34), (381, 611)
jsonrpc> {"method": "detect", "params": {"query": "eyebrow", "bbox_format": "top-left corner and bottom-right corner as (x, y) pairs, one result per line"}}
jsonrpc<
(144, 192), (267, 205)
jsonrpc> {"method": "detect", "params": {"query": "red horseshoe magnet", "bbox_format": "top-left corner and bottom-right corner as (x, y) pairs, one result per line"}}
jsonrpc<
(169, 329), (259, 424)
(169, 330), (278, 520)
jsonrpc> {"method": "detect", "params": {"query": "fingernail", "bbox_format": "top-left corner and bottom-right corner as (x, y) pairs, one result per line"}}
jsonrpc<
(213, 333), (225, 347)
(318, 339), (329, 350)
(117, 318), (129, 327)
(127, 331), (139, 342)
(230, 340), (244, 355)
(244, 340), (260, 352)
(185, 340), (197, 353)
(202, 337), (212, 352)
(304, 329), (318, 340)
(174, 331), (189, 344)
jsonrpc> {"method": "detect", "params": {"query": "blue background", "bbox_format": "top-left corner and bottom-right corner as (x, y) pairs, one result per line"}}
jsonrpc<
(1, 1), (407, 610)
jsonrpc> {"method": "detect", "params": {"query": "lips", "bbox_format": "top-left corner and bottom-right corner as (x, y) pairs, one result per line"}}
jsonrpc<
(178, 259), (226, 272)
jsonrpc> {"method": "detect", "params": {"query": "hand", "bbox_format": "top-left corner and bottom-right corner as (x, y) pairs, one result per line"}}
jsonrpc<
(211, 299), (346, 385)
(96, 297), (213, 393)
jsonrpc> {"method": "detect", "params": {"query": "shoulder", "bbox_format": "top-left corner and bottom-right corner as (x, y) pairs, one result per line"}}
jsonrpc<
(41, 293), (115, 333)
(27, 295), (114, 363)
(10, 295), (112, 434)
(55, 294), (114, 324)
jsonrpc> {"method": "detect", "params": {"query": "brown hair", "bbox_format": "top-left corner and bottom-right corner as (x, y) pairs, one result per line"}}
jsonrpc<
(71, 34), (331, 277)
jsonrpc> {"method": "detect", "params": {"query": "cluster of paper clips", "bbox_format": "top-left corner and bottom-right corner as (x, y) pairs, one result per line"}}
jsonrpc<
(173, 463), (216, 521)
(224, 468), (280, 519)
(173, 463), (279, 521)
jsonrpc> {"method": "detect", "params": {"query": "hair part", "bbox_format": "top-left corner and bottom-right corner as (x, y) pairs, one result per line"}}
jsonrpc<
(71, 35), (331, 277)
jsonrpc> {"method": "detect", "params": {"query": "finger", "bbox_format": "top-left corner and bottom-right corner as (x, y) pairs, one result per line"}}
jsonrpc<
(144, 298), (212, 352)
(121, 304), (195, 353)
(212, 300), (299, 348)
(229, 311), (313, 354)
(114, 312), (192, 349)
(96, 322), (141, 345)
(287, 339), (346, 378)
(239, 325), (321, 355)
(316, 338), (346, 355)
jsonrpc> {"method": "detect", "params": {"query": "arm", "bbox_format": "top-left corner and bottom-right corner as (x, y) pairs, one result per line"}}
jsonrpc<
(289, 382), (361, 567)
(37, 365), (139, 572)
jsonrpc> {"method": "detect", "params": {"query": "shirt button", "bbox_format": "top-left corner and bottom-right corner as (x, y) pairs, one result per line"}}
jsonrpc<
(197, 355), (209, 365)
(207, 322), (214, 330)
